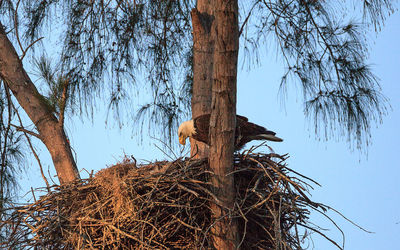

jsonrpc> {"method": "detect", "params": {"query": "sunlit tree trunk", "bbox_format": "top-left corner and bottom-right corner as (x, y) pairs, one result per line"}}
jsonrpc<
(190, 0), (215, 158)
(0, 23), (80, 184)
(209, 0), (239, 248)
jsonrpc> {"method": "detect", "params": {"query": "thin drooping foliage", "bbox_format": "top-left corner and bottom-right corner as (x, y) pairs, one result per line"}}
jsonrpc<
(0, 82), (25, 242)
(240, 0), (393, 149)
(0, 0), (393, 148)
(23, 0), (194, 143)
(362, 0), (395, 30)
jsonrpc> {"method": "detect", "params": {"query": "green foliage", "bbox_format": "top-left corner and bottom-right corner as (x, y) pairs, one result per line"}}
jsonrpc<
(240, 0), (393, 149)
(22, 0), (194, 142)
(0, 83), (25, 241)
(33, 55), (71, 117)
(362, 0), (395, 30)
(0, 0), (395, 150)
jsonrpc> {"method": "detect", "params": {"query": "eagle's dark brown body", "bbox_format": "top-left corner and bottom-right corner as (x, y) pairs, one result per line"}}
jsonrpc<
(192, 114), (281, 150)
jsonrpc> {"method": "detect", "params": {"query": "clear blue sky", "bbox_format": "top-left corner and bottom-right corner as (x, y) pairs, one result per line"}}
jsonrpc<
(20, 10), (399, 250)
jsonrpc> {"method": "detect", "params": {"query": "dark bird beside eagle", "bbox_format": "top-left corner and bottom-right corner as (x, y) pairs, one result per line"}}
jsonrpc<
(178, 114), (283, 150)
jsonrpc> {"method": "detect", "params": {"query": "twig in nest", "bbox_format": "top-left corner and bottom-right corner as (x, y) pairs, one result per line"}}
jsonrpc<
(1, 153), (346, 249)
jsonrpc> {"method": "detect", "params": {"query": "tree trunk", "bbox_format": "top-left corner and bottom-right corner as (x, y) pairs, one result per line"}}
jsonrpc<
(190, 0), (215, 158)
(0, 23), (80, 184)
(209, 0), (239, 249)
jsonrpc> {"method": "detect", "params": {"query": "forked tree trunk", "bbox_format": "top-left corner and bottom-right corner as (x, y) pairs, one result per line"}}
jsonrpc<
(209, 0), (239, 248)
(0, 23), (80, 184)
(190, 0), (215, 159)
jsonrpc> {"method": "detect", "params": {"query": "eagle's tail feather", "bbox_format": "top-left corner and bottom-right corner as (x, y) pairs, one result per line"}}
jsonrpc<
(250, 134), (283, 142)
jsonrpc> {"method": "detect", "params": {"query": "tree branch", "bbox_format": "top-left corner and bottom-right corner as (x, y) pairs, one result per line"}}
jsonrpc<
(0, 81), (12, 209)
(58, 77), (70, 127)
(302, 1), (341, 84)
(0, 22), (80, 183)
(21, 37), (44, 60)
(10, 124), (41, 139)
(13, 0), (23, 55)
(10, 102), (50, 190)
(239, 1), (259, 37)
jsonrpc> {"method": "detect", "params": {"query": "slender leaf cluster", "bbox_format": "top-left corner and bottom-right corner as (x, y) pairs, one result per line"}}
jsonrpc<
(0, 0), (395, 152)
(241, 0), (392, 148)
(0, 82), (25, 241)
(22, 0), (194, 141)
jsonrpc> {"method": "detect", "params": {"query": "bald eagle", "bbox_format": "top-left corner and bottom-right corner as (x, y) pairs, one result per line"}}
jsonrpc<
(178, 114), (283, 150)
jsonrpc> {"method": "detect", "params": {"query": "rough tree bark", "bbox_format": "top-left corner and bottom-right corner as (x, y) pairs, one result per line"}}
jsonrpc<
(0, 23), (80, 184)
(209, 0), (239, 248)
(190, 0), (215, 158)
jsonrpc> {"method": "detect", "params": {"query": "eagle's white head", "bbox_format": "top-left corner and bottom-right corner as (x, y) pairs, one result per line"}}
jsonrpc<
(178, 120), (196, 145)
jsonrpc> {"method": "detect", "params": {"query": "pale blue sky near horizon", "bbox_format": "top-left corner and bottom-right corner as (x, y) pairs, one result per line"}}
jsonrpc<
(18, 8), (400, 250)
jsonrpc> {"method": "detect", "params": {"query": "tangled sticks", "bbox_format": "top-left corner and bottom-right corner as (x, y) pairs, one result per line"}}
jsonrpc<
(1, 152), (341, 249)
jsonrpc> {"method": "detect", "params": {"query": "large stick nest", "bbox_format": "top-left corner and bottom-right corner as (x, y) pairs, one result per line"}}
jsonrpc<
(1, 152), (330, 249)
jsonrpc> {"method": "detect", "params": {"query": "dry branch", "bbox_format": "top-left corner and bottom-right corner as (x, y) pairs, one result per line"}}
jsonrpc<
(1, 153), (341, 249)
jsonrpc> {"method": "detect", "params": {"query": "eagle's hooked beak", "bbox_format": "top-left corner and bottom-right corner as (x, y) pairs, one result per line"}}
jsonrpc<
(179, 135), (187, 145)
